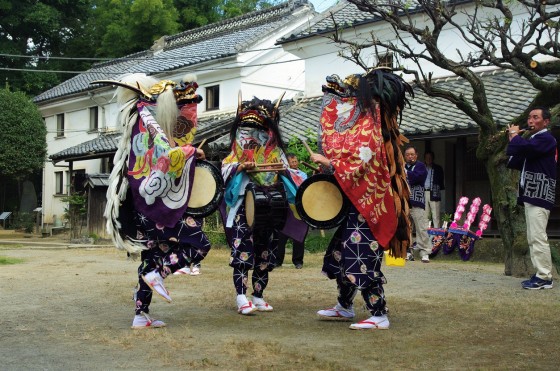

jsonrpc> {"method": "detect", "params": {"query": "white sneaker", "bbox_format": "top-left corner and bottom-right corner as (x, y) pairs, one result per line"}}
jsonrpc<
(253, 296), (273, 312)
(142, 270), (172, 302)
(173, 266), (191, 275)
(349, 315), (390, 330)
(190, 264), (201, 276)
(421, 255), (430, 263)
(131, 312), (166, 329)
(317, 303), (355, 320)
(236, 294), (257, 315)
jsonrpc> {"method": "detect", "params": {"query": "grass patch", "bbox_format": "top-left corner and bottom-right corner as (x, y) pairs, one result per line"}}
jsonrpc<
(0, 256), (24, 265)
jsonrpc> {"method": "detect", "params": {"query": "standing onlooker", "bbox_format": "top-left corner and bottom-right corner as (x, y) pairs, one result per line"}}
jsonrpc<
(507, 107), (557, 290)
(423, 151), (445, 228)
(405, 146), (431, 263)
(276, 153), (307, 269)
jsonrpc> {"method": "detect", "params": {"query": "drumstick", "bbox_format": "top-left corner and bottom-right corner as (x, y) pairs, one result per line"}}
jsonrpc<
(300, 139), (314, 156)
(197, 138), (207, 149)
(301, 161), (319, 171)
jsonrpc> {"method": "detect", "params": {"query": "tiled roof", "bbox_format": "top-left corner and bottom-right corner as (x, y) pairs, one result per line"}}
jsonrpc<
(277, 0), (471, 44)
(49, 68), (546, 162)
(49, 132), (121, 163)
(84, 174), (109, 188)
(275, 69), (542, 141)
(401, 68), (539, 136)
(34, 0), (314, 103)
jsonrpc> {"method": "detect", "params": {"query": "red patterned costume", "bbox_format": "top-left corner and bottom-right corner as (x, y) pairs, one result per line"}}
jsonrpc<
(314, 69), (412, 330)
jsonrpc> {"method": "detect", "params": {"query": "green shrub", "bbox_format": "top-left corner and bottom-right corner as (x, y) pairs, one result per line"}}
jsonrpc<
(203, 211), (226, 247)
(304, 229), (335, 253)
(12, 212), (35, 233)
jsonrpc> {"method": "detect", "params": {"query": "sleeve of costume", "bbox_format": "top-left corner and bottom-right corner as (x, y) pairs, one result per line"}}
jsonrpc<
(286, 168), (306, 186)
(506, 134), (557, 159)
(407, 162), (428, 186)
(506, 155), (524, 170)
(224, 171), (245, 207)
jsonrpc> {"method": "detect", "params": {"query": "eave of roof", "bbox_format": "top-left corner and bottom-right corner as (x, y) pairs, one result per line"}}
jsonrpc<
(49, 132), (121, 164)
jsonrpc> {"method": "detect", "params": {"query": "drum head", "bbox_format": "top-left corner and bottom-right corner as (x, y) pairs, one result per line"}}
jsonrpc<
(187, 160), (224, 217)
(245, 188), (255, 228)
(295, 173), (349, 229)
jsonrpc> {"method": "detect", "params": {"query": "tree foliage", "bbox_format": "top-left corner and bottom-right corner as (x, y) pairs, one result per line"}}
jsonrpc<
(285, 130), (319, 177)
(0, 89), (47, 179)
(0, 0), (92, 96)
(335, 0), (560, 276)
(89, 0), (181, 58)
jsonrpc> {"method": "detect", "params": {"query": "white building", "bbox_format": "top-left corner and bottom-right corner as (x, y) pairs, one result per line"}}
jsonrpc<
(34, 0), (317, 233)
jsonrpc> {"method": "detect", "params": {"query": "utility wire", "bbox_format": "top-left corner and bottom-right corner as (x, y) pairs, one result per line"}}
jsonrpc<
(0, 46), (283, 62)
(0, 47), (341, 75)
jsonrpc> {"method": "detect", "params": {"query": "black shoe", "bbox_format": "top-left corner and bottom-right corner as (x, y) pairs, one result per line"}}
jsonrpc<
(295, 264), (303, 269)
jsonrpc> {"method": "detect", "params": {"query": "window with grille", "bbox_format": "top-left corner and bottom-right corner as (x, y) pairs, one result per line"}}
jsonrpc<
(56, 114), (65, 137)
(100, 157), (111, 173)
(378, 53), (394, 68)
(89, 107), (99, 131)
(55, 171), (64, 194)
(206, 85), (220, 111)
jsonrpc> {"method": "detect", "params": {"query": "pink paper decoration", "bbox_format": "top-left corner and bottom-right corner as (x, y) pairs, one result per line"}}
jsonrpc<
(476, 204), (492, 237)
(463, 197), (481, 230)
(450, 197), (469, 228)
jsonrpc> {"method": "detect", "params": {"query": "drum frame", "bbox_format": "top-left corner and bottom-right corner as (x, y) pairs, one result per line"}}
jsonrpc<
(295, 173), (350, 230)
(186, 160), (224, 217)
(244, 183), (288, 231)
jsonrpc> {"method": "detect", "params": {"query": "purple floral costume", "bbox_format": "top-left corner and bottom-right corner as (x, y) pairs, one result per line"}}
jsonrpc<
(221, 201), (279, 298)
(134, 212), (210, 315)
(322, 205), (387, 316)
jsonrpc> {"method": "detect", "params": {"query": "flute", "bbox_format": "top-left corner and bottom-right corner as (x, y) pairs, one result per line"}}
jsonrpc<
(504, 126), (533, 135)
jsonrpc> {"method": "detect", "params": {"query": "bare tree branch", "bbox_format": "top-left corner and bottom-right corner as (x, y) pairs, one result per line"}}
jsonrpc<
(333, 0), (560, 132)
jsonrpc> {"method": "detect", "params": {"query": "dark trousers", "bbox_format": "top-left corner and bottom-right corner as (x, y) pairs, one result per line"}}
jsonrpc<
(276, 233), (304, 266)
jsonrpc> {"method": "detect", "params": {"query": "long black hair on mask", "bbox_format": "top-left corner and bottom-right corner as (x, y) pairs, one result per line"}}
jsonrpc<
(229, 97), (286, 151)
(365, 69), (414, 123)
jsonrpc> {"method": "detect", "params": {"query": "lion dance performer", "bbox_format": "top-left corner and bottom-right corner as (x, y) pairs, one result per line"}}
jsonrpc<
(309, 69), (412, 330)
(102, 73), (211, 329)
(220, 94), (307, 315)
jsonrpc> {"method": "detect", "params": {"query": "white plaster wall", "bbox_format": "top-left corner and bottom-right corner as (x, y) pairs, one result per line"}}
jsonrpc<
(41, 96), (114, 225)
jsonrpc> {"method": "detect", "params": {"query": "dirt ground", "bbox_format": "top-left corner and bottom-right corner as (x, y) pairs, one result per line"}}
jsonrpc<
(1, 237), (559, 370)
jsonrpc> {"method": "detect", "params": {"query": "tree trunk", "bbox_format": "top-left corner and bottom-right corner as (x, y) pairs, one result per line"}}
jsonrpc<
(479, 133), (532, 277)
